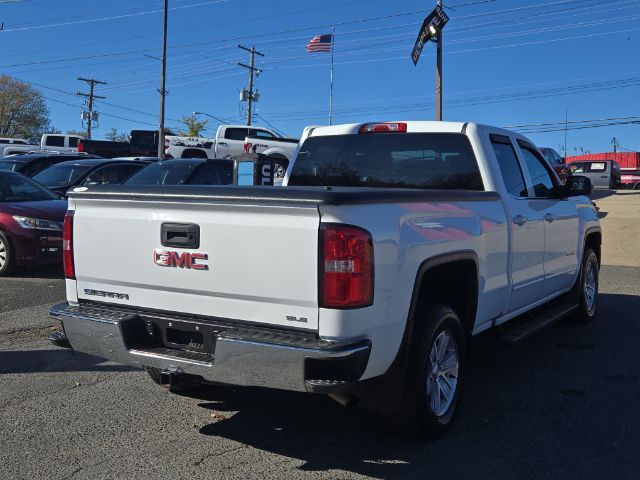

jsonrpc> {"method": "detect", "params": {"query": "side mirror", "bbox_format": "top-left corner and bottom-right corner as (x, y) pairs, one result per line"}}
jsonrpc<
(561, 175), (593, 197)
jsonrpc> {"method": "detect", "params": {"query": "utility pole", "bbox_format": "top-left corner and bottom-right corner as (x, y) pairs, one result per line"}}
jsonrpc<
(76, 77), (106, 139)
(612, 137), (618, 153)
(238, 44), (264, 126)
(435, 0), (443, 121)
(157, 0), (168, 158)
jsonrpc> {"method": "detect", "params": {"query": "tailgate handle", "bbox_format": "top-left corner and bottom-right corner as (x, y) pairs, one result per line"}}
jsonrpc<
(161, 223), (200, 249)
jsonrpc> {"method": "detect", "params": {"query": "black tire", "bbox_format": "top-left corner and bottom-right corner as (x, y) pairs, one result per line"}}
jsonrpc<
(0, 231), (16, 277)
(145, 367), (167, 387)
(570, 247), (599, 323)
(389, 303), (467, 439)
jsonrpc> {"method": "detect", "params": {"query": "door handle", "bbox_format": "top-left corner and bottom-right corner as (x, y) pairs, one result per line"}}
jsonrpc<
(218, 142), (228, 146)
(513, 215), (528, 226)
(544, 213), (555, 223)
(600, 175), (608, 178)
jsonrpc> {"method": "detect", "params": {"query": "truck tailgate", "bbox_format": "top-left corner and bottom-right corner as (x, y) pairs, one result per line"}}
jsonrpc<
(72, 198), (320, 331)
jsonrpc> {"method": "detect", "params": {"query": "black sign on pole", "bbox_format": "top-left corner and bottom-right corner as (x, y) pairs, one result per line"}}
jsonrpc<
(411, 5), (449, 66)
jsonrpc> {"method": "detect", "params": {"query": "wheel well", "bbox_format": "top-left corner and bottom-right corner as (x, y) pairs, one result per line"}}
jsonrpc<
(585, 231), (602, 266)
(181, 148), (208, 159)
(415, 259), (478, 337)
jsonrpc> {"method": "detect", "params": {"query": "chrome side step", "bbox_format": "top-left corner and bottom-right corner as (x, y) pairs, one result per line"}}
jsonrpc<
(500, 302), (578, 344)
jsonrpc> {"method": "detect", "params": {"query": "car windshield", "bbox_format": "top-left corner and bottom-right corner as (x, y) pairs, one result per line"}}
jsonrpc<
(289, 132), (484, 190)
(33, 163), (93, 187)
(124, 161), (200, 185)
(0, 172), (58, 202)
(0, 160), (22, 172)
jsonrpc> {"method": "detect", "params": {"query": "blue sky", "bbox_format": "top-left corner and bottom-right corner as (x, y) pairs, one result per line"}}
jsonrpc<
(1, 0), (639, 154)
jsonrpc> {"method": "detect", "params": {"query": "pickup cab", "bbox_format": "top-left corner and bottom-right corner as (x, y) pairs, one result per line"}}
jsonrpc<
(50, 121), (601, 438)
(3, 134), (84, 156)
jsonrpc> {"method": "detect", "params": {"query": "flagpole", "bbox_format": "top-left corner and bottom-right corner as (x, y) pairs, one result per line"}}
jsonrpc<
(329, 26), (335, 126)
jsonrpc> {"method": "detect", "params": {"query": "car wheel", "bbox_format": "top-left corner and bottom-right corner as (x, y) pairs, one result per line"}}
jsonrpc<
(570, 247), (599, 323)
(389, 303), (466, 439)
(0, 231), (16, 277)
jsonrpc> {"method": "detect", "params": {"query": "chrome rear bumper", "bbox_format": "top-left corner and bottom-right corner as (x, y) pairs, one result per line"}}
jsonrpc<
(49, 302), (370, 392)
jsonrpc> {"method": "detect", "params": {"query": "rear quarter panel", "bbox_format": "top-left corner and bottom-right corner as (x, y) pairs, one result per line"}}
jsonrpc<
(319, 197), (508, 379)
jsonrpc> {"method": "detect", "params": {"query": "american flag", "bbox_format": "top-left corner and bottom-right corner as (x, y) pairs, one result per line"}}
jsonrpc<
(306, 33), (333, 52)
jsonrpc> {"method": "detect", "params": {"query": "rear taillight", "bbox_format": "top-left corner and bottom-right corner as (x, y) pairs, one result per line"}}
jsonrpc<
(77, 141), (85, 153)
(358, 122), (407, 134)
(63, 211), (75, 279)
(321, 224), (373, 309)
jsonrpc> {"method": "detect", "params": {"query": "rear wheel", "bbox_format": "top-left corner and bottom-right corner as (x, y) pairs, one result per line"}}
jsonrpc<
(0, 231), (16, 277)
(389, 303), (466, 439)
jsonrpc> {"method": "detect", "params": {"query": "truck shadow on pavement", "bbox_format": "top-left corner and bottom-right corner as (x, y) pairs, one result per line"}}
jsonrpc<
(0, 349), (137, 375)
(188, 292), (640, 479)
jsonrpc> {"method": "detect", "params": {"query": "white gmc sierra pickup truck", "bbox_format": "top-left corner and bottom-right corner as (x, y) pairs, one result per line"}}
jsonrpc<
(50, 121), (601, 438)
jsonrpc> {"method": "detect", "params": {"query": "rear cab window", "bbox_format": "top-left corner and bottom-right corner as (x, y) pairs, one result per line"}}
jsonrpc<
(289, 132), (484, 190)
(224, 128), (250, 141)
(45, 135), (65, 147)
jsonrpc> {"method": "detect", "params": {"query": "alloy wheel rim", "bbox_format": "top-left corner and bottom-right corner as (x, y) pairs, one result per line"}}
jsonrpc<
(426, 330), (459, 417)
(584, 260), (596, 312)
(0, 238), (5, 268)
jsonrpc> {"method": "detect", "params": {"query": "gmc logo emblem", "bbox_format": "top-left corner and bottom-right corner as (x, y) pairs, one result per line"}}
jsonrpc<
(153, 249), (208, 270)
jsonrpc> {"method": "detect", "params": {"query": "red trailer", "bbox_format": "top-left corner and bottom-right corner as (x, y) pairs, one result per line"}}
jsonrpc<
(566, 152), (640, 189)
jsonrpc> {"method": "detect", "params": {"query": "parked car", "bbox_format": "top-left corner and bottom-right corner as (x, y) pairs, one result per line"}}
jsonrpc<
(569, 160), (621, 189)
(49, 121), (600, 439)
(539, 147), (570, 183)
(3, 134), (85, 157)
(0, 171), (67, 276)
(0, 153), (100, 178)
(32, 158), (150, 197)
(567, 152), (640, 189)
(123, 158), (233, 186)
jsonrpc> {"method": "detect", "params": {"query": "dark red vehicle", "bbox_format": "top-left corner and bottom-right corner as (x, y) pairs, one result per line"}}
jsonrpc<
(0, 171), (67, 276)
(539, 147), (571, 183)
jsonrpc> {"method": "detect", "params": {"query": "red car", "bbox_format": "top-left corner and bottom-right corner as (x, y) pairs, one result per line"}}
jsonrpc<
(0, 171), (67, 276)
(539, 147), (571, 183)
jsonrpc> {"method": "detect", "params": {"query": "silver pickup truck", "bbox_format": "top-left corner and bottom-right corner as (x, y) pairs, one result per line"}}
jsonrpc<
(50, 121), (601, 438)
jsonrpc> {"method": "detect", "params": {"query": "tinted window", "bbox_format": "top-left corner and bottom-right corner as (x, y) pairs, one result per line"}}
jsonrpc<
(289, 133), (483, 190)
(224, 128), (250, 141)
(84, 165), (123, 185)
(250, 129), (276, 140)
(0, 172), (57, 202)
(69, 137), (80, 148)
(491, 140), (527, 197)
(45, 136), (65, 147)
(115, 164), (145, 182)
(569, 162), (585, 173)
(21, 159), (51, 177)
(0, 160), (20, 172)
(188, 162), (233, 185)
(123, 161), (200, 185)
(519, 146), (555, 197)
(33, 163), (93, 187)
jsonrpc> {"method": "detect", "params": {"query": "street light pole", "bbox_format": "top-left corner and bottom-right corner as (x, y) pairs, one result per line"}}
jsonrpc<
(435, 0), (443, 121)
(157, 0), (168, 158)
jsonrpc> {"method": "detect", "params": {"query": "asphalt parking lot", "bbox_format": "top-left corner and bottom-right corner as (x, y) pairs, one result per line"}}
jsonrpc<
(1, 191), (639, 480)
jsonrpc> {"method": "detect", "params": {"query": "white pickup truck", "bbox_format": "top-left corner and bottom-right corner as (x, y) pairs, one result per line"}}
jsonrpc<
(3, 134), (84, 157)
(50, 121), (601, 438)
(165, 125), (298, 161)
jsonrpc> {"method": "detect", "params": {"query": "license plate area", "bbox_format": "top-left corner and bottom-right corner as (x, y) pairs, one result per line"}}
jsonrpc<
(123, 315), (219, 354)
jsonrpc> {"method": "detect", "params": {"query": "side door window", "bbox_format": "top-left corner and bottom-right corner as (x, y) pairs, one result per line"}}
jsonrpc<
(84, 165), (121, 185)
(517, 142), (556, 197)
(68, 137), (80, 148)
(250, 129), (276, 140)
(116, 164), (145, 182)
(490, 134), (527, 197)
